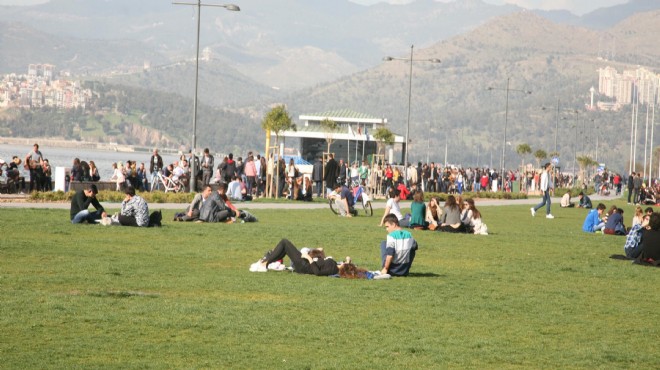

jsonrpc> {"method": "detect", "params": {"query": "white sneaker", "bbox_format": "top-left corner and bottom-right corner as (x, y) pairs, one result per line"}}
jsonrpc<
(530, 207), (536, 217)
(249, 261), (267, 272)
(546, 214), (554, 219)
(267, 261), (286, 271)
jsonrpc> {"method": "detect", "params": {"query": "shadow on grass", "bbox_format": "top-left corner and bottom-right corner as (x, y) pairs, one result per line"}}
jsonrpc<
(406, 272), (445, 278)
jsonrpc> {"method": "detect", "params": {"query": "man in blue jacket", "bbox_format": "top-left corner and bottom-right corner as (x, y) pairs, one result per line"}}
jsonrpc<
(582, 203), (606, 233)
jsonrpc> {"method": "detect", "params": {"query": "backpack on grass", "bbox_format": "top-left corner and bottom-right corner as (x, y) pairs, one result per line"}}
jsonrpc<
(148, 210), (162, 227)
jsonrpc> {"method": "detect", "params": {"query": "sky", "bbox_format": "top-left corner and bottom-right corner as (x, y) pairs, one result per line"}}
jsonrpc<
(350, 0), (630, 16)
(0, 0), (631, 16)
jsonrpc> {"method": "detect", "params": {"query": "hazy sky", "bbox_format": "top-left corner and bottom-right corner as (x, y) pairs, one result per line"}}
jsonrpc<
(0, 0), (630, 16)
(349, 0), (630, 15)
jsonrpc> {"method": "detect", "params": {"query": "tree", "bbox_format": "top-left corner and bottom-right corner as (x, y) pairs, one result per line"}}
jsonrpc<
(516, 143), (532, 171)
(373, 127), (395, 159)
(534, 149), (548, 169)
(319, 118), (338, 154)
(261, 105), (295, 199)
(576, 155), (597, 186)
(261, 105), (295, 147)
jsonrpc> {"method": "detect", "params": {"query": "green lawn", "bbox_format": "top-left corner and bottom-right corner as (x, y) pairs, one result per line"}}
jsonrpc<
(1, 202), (658, 369)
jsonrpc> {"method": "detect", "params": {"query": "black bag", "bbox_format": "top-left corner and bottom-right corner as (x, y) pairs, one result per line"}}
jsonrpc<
(148, 210), (162, 227)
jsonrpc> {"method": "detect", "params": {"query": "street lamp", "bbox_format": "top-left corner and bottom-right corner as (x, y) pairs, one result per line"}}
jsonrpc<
(561, 109), (579, 184)
(487, 78), (531, 177)
(173, 1), (240, 192)
(383, 45), (440, 182)
(541, 98), (561, 155)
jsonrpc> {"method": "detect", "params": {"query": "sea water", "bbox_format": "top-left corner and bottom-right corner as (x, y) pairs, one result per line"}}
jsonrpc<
(0, 144), (181, 181)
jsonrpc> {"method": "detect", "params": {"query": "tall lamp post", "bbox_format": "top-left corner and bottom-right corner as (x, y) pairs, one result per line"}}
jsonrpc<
(487, 78), (531, 177)
(560, 109), (579, 183)
(383, 45), (440, 182)
(173, 1), (240, 192)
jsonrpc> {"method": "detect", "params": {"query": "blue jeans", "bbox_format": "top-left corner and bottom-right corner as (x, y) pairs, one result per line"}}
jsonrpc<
(71, 210), (103, 224)
(150, 172), (161, 191)
(533, 190), (551, 215)
(315, 181), (323, 197)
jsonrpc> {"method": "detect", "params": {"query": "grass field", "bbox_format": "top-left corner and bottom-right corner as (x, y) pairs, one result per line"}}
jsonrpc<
(1, 200), (658, 369)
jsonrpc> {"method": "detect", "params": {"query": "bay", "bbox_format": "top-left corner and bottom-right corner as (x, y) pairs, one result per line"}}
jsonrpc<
(0, 144), (182, 181)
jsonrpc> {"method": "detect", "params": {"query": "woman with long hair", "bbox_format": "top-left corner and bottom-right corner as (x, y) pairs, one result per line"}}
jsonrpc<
(463, 198), (488, 235)
(89, 160), (100, 182)
(409, 190), (427, 230)
(439, 195), (465, 233)
(425, 196), (443, 230)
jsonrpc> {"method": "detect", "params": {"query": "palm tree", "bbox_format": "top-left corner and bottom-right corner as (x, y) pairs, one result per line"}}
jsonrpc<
(516, 143), (532, 171)
(576, 155), (597, 187)
(534, 149), (548, 169)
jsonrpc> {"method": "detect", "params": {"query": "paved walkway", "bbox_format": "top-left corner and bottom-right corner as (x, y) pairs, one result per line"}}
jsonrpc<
(0, 193), (623, 210)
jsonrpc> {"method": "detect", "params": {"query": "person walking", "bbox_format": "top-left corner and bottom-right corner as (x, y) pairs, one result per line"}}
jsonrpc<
(531, 162), (554, 219)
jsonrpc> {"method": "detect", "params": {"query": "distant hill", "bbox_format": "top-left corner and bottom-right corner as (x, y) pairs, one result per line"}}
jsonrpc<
(0, 22), (169, 74)
(285, 10), (660, 171)
(0, 0), (520, 90)
(1, 2), (659, 172)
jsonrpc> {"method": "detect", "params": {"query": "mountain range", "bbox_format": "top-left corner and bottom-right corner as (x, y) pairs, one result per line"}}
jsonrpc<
(1, 0), (659, 171)
(2, 0), (658, 90)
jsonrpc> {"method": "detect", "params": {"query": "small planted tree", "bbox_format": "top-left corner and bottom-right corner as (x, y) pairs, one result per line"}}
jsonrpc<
(261, 105), (295, 198)
(373, 127), (395, 159)
(261, 105), (295, 147)
(320, 118), (338, 154)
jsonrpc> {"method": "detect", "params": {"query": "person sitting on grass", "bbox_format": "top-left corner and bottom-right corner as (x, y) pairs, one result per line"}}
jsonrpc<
(577, 192), (592, 209)
(380, 214), (418, 276)
(379, 188), (410, 227)
(250, 238), (339, 275)
(438, 195), (465, 233)
(462, 198), (488, 235)
(175, 185), (213, 222)
(197, 183), (232, 223)
(603, 208), (626, 235)
(425, 196), (443, 231)
(636, 212), (660, 264)
(408, 190), (428, 230)
(630, 206), (644, 229)
(582, 203), (606, 233)
(560, 192), (575, 208)
(624, 213), (650, 259)
(331, 182), (355, 217)
(70, 184), (107, 224)
(216, 182), (258, 223)
(118, 187), (149, 227)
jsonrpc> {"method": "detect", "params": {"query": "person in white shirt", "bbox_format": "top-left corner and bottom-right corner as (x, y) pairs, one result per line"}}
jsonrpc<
(531, 162), (554, 219)
(227, 176), (243, 201)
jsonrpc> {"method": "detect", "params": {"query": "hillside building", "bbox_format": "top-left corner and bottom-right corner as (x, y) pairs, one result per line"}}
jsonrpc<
(598, 66), (659, 108)
(275, 109), (404, 164)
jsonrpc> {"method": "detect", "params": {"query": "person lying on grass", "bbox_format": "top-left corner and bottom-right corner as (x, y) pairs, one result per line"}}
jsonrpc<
(250, 239), (392, 279)
(250, 239), (339, 275)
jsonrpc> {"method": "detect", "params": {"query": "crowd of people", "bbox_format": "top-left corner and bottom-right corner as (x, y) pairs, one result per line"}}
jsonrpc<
(5, 143), (660, 272)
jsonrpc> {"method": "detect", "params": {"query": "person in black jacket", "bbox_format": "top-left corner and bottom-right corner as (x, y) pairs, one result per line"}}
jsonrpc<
(324, 154), (339, 195)
(70, 184), (106, 224)
(250, 239), (339, 275)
